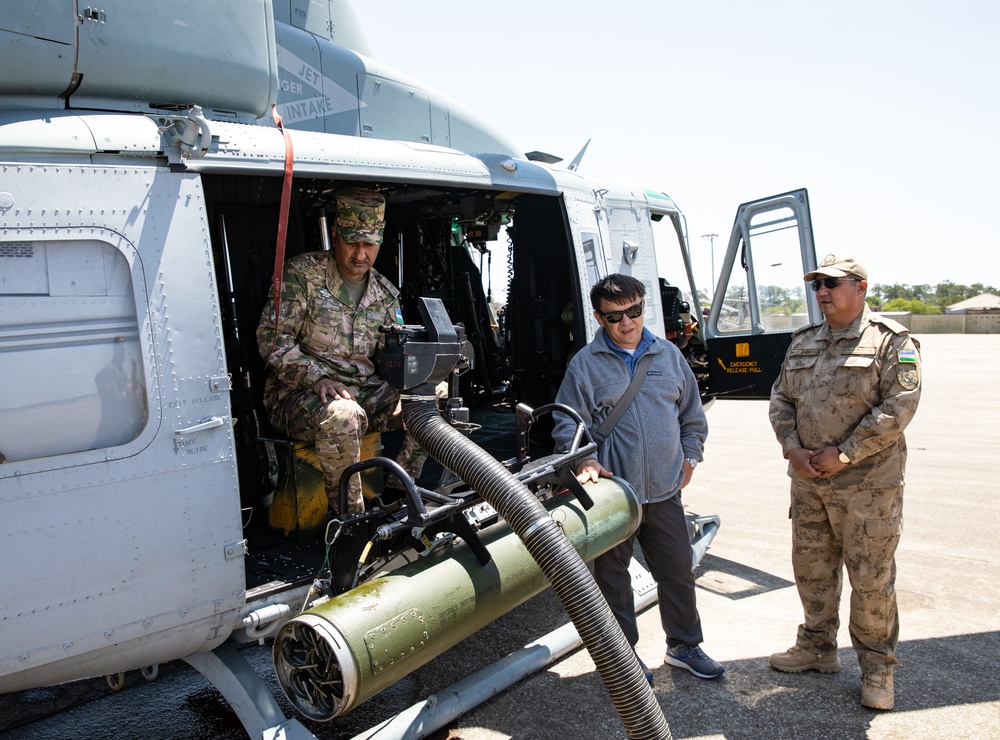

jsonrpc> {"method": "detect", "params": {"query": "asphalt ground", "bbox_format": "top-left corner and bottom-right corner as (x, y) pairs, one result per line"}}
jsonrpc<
(436, 333), (1000, 739)
(3, 334), (998, 739)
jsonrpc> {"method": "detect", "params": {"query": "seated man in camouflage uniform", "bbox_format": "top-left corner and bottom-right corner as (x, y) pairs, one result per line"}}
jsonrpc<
(257, 186), (426, 514)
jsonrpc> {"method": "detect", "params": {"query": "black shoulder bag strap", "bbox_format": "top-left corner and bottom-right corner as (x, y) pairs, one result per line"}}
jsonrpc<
(593, 352), (653, 445)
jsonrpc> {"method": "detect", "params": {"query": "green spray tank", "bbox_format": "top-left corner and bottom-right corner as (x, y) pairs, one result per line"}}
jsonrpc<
(272, 475), (640, 719)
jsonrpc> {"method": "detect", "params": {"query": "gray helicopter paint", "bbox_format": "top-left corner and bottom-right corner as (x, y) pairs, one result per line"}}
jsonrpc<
(0, 99), (684, 697)
(0, 158), (245, 690)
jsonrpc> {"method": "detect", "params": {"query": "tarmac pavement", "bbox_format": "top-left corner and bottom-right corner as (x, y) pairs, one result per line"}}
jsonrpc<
(439, 333), (1000, 739)
(2, 334), (997, 739)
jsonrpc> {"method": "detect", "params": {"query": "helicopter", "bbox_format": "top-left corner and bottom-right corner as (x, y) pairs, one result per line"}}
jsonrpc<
(0, 1), (821, 737)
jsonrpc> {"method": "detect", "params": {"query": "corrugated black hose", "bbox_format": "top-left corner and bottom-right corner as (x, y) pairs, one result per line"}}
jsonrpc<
(403, 389), (671, 740)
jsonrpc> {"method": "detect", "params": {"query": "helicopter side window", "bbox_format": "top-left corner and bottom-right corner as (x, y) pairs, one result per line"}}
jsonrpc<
(581, 231), (602, 288)
(713, 205), (811, 336)
(0, 239), (148, 462)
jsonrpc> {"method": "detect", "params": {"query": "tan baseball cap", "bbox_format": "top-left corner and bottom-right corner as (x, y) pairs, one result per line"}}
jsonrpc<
(335, 186), (386, 245)
(803, 253), (868, 281)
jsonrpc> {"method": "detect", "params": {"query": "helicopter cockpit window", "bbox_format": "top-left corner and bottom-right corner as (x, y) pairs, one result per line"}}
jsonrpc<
(0, 240), (148, 462)
(714, 205), (810, 335)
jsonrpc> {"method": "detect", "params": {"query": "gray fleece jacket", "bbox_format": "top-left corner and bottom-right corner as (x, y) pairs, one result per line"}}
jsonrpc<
(552, 328), (708, 503)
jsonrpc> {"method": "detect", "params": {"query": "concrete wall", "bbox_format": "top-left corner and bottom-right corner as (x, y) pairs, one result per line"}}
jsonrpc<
(902, 313), (1000, 334)
(761, 312), (1000, 334)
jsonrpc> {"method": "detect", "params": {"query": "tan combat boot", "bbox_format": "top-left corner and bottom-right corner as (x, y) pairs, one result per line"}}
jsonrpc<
(861, 672), (894, 710)
(768, 645), (841, 673)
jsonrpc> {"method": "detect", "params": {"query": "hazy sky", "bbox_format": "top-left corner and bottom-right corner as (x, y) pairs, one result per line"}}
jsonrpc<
(352, 0), (998, 293)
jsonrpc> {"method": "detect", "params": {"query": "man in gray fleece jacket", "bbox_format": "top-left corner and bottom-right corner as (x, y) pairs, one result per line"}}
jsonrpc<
(552, 273), (723, 682)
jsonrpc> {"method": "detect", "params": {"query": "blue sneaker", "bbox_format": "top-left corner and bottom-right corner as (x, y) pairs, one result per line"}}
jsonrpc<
(665, 643), (725, 680)
(636, 655), (654, 686)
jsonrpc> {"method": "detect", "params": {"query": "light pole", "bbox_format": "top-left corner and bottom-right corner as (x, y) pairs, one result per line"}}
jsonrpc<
(701, 233), (719, 296)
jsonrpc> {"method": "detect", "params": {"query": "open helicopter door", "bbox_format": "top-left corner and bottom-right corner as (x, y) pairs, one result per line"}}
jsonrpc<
(702, 189), (818, 400)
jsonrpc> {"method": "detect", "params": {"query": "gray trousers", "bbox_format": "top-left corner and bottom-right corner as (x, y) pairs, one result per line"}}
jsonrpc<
(593, 493), (703, 649)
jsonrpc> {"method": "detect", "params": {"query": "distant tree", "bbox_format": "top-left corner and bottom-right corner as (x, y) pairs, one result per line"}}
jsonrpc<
(715, 281), (994, 317)
(869, 281), (997, 311)
(933, 281), (967, 307)
(726, 285), (748, 302)
(759, 284), (805, 316)
(870, 283), (911, 303)
(882, 298), (942, 315)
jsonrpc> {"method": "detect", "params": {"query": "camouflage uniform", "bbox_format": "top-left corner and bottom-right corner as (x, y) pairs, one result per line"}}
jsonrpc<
(769, 305), (921, 676)
(257, 250), (426, 512)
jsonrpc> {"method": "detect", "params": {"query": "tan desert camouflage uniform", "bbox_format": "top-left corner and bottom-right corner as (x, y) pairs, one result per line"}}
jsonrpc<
(769, 305), (921, 675)
(256, 251), (426, 512)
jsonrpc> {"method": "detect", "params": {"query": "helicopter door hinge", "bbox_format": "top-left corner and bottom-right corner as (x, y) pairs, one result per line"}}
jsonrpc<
(82, 7), (107, 24)
(211, 375), (232, 392)
(224, 540), (248, 561)
(623, 239), (639, 265)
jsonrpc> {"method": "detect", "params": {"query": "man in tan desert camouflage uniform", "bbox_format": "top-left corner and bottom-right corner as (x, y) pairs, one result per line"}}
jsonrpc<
(257, 186), (425, 514)
(768, 254), (921, 711)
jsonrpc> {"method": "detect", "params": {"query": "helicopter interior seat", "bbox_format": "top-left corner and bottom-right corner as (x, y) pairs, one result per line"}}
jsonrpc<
(260, 432), (384, 541)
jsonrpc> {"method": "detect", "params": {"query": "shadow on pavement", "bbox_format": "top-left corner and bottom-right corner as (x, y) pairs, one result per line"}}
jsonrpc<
(448, 630), (1000, 740)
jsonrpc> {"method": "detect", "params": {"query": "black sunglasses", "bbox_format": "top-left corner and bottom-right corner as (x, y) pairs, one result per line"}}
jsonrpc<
(600, 301), (644, 323)
(809, 277), (860, 292)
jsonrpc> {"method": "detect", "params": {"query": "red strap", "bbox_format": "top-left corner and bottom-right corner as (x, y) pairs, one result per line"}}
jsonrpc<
(269, 105), (295, 358)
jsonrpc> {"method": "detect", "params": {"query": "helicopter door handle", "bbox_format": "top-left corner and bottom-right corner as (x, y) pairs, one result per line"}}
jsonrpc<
(174, 416), (226, 435)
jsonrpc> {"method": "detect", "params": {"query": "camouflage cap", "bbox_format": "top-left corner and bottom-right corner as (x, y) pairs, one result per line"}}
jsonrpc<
(803, 253), (868, 281)
(335, 186), (386, 245)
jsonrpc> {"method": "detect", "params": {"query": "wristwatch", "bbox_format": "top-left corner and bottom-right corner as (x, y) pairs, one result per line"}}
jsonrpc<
(837, 449), (851, 465)
(685, 457), (699, 469)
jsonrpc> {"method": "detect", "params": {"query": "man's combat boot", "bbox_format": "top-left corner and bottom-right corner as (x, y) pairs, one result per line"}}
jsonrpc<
(861, 672), (894, 710)
(768, 645), (841, 673)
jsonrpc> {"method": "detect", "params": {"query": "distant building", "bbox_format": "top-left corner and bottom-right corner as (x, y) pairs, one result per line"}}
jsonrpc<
(945, 293), (1000, 314)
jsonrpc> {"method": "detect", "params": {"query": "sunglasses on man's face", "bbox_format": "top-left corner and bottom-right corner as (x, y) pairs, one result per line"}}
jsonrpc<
(809, 277), (859, 292)
(600, 301), (644, 323)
